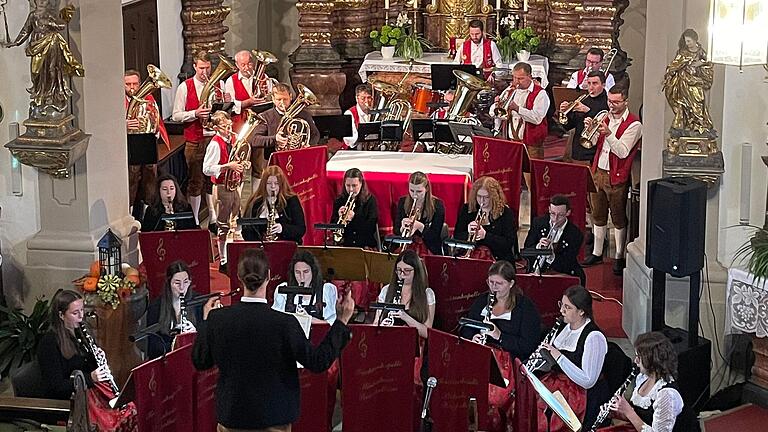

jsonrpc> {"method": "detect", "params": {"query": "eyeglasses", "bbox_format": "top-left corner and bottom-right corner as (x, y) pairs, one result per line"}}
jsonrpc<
(396, 267), (414, 275)
(607, 99), (627, 105)
(557, 300), (574, 311)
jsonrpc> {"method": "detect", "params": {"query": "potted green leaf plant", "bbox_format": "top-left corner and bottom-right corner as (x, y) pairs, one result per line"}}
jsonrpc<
(370, 24), (404, 60)
(0, 298), (51, 377)
(498, 25), (540, 62)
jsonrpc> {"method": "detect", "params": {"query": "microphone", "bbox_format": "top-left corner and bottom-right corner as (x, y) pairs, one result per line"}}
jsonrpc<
(421, 376), (438, 419)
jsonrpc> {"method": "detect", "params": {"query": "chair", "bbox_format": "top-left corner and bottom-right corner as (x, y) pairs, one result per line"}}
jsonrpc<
(11, 360), (47, 399)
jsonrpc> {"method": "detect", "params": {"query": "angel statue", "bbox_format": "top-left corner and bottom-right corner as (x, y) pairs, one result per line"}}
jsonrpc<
(662, 29), (717, 142)
(2, 0), (85, 120)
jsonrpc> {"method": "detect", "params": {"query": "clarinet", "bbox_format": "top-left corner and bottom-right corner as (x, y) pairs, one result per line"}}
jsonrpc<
(76, 324), (120, 398)
(589, 367), (639, 431)
(478, 292), (497, 345)
(176, 296), (196, 334)
(523, 318), (564, 373)
(380, 278), (404, 326)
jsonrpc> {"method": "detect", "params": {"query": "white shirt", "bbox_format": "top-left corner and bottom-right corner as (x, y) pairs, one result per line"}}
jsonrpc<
(272, 282), (338, 324)
(202, 133), (230, 178)
(567, 68), (616, 91)
(172, 76), (222, 137)
(240, 296), (268, 303)
(630, 374), (684, 432)
(225, 72), (254, 115)
(596, 109), (642, 170)
(552, 319), (607, 389)
(342, 104), (371, 148)
(489, 81), (550, 139)
(453, 38), (503, 69)
(378, 284), (436, 306)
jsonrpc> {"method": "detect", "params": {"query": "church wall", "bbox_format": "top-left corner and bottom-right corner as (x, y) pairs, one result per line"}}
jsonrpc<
(156, 0), (185, 119)
(617, 0), (647, 114)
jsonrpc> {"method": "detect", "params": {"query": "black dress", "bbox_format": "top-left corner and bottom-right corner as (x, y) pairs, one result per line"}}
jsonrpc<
(142, 291), (204, 360)
(242, 195), (306, 243)
(141, 201), (196, 231)
(563, 89), (609, 162)
(394, 197), (446, 255)
(454, 204), (518, 262)
(331, 193), (379, 249)
(37, 332), (96, 400)
(459, 293), (541, 361)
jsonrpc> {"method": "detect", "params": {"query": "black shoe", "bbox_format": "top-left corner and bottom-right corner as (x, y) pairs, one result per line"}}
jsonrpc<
(218, 263), (228, 275)
(613, 258), (626, 276)
(208, 223), (217, 235)
(581, 254), (604, 267)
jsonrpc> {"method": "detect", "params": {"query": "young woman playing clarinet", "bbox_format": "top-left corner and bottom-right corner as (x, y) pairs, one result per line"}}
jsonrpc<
(141, 173), (195, 232)
(454, 176), (518, 261)
(374, 250), (435, 338)
(331, 168), (379, 249)
(394, 171), (446, 256)
(273, 250), (338, 324)
(243, 165), (306, 243)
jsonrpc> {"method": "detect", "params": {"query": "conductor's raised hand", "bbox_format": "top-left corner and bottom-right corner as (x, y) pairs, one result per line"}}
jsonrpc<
(203, 297), (221, 320)
(336, 289), (355, 325)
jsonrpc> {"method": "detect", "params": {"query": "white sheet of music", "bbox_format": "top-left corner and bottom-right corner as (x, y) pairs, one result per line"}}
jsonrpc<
(288, 312), (312, 368)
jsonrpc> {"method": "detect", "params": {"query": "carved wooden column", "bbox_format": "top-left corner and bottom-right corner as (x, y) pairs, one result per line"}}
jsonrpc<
(291, 1), (346, 115)
(525, 0), (550, 49)
(547, 1), (583, 86)
(333, 0), (375, 110)
(179, 0), (231, 79)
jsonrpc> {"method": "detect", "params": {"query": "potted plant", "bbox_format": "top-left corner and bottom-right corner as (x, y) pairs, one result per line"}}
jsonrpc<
(735, 224), (768, 284)
(395, 12), (424, 60)
(0, 298), (51, 377)
(498, 25), (540, 62)
(370, 23), (404, 60)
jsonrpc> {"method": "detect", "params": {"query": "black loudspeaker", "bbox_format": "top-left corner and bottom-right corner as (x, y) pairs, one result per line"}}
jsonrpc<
(661, 327), (711, 412)
(646, 177), (707, 277)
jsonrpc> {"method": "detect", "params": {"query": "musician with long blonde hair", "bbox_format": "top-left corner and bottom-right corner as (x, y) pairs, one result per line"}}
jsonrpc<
(242, 165), (306, 244)
(394, 171), (446, 255)
(454, 176), (518, 262)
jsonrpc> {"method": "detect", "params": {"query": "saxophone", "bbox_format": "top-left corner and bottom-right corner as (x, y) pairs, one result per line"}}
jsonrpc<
(589, 367), (639, 432)
(464, 209), (488, 258)
(523, 319), (564, 373)
(380, 278), (404, 326)
(333, 193), (356, 244)
(478, 292), (498, 345)
(264, 191), (278, 242)
(75, 323), (120, 405)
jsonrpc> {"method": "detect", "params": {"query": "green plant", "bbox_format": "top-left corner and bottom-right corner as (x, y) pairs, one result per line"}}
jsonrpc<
(370, 25), (404, 49)
(398, 33), (423, 59)
(0, 298), (52, 376)
(735, 226), (768, 284)
(498, 26), (540, 61)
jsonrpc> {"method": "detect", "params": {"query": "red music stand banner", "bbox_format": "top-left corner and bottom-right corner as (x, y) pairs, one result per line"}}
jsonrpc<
(473, 137), (526, 219)
(226, 241), (297, 302)
(341, 325), (418, 432)
(516, 273), (579, 327)
(294, 323), (333, 432)
(132, 345), (195, 432)
(139, 229), (211, 299)
(270, 146), (331, 245)
(427, 329), (499, 432)
(424, 256), (492, 333)
(194, 367), (219, 432)
(512, 358), (537, 432)
(529, 159), (590, 235)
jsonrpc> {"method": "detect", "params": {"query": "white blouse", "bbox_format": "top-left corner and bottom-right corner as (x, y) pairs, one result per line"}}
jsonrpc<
(272, 282), (338, 324)
(630, 374), (684, 432)
(552, 319), (607, 389)
(378, 284), (436, 306)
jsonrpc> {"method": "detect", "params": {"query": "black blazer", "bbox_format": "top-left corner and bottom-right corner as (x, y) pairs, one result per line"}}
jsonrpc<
(459, 293), (541, 361)
(394, 197), (445, 255)
(37, 332), (95, 400)
(524, 216), (584, 281)
(141, 202), (196, 232)
(563, 90), (608, 162)
(332, 193), (379, 249)
(192, 301), (351, 429)
(142, 291), (204, 360)
(243, 195), (306, 243)
(454, 204), (518, 262)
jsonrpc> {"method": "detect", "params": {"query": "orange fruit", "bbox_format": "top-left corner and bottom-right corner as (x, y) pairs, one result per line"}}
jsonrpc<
(89, 261), (101, 278)
(83, 277), (99, 292)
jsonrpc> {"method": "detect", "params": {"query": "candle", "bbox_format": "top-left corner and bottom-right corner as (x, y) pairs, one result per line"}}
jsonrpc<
(432, 0), (437, 8)
(740, 142), (753, 225)
(497, 0), (502, 10)
(524, 0), (528, 12)
(384, 0), (389, 9)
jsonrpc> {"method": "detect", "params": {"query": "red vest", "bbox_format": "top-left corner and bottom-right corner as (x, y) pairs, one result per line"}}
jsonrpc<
(522, 82), (548, 146)
(183, 78), (204, 143)
(577, 69), (587, 87)
(462, 39), (495, 77)
(231, 73), (252, 131)
(348, 105), (361, 127)
(591, 112), (641, 185)
(210, 134), (230, 184)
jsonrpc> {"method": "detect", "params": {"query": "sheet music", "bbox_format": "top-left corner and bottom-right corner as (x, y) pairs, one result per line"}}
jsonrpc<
(288, 311), (312, 368)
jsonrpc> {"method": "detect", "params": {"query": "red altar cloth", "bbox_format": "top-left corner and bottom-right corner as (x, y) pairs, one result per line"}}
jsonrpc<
(326, 171), (470, 234)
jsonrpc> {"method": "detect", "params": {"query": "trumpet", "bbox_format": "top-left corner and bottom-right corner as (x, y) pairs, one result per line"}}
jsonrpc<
(478, 292), (498, 345)
(265, 191), (278, 242)
(580, 110), (609, 149)
(524, 319), (564, 373)
(464, 209), (488, 258)
(380, 278), (404, 326)
(333, 193), (356, 243)
(589, 366), (638, 432)
(491, 88), (517, 119)
(557, 93), (588, 125)
(402, 203), (421, 238)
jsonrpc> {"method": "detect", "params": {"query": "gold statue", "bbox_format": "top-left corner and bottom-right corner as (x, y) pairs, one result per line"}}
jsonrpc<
(662, 29), (717, 147)
(2, 1), (85, 120)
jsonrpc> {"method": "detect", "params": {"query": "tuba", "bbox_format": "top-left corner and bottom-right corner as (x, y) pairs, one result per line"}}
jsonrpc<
(557, 93), (588, 125)
(275, 84), (318, 151)
(251, 50), (278, 99)
(601, 48), (618, 74)
(333, 193), (356, 243)
(370, 79), (399, 122)
(436, 70), (490, 154)
(200, 54), (237, 129)
(127, 64), (172, 134)
(580, 110), (609, 149)
(224, 110), (264, 191)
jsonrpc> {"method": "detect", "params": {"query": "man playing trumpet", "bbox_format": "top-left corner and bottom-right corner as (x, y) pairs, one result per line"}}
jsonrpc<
(559, 70), (609, 163)
(581, 85), (641, 275)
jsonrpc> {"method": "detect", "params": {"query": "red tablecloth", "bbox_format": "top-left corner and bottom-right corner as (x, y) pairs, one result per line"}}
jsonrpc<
(327, 171), (471, 234)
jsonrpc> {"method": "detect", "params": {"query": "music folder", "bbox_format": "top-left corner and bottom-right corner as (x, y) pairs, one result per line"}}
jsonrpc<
(109, 372), (135, 409)
(154, 211), (195, 231)
(249, 101), (274, 114)
(520, 246), (554, 258)
(552, 86), (587, 111)
(237, 217), (267, 227)
(411, 119), (434, 142)
(357, 121), (381, 142)
(522, 365), (582, 431)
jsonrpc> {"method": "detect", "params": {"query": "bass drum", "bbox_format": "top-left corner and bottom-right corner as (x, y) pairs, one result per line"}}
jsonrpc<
(410, 83), (440, 114)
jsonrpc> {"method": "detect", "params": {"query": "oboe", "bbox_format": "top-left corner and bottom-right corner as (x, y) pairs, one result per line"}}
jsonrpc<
(589, 367), (638, 431)
(478, 292), (497, 345)
(523, 318), (564, 373)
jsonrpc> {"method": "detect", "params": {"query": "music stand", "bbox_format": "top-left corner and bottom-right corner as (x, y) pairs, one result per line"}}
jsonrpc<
(381, 120), (404, 141)
(522, 365), (581, 432)
(431, 64), (480, 91)
(127, 134), (158, 165)
(314, 114), (353, 141)
(210, 101), (235, 117)
(313, 222), (343, 248)
(364, 249), (399, 284)
(520, 247), (554, 259)
(154, 211), (195, 231)
(298, 245), (368, 282)
(249, 101), (274, 114)
(412, 119), (435, 143)
(444, 237), (474, 254)
(384, 235), (413, 252)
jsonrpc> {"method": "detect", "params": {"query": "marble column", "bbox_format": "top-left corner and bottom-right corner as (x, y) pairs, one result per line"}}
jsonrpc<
(333, 0), (374, 109)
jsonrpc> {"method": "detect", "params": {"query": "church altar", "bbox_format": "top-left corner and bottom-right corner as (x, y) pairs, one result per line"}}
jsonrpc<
(359, 51), (550, 88)
(726, 268), (768, 390)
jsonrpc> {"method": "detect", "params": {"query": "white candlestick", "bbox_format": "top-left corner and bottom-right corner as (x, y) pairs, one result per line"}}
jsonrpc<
(384, 0), (389, 10)
(740, 142), (753, 225)
(524, 0), (529, 12)
(497, 0), (502, 10)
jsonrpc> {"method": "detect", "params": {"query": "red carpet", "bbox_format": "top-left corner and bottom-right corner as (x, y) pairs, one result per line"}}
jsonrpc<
(585, 260), (626, 338)
(702, 404), (768, 432)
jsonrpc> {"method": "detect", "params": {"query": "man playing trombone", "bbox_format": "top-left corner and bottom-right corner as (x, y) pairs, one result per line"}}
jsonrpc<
(489, 62), (549, 152)
(566, 47), (616, 91)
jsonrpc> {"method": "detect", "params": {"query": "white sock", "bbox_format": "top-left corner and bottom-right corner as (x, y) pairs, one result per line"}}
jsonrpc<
(218, 239), (227, 265)
(592, 225), (607, 257)
(614, 227), (627, 259)
(189, 195), (202, 225)
(206, 193), (217, 224)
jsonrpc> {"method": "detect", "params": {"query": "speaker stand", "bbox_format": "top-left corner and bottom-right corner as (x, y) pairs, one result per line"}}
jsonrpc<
(651, 268), (701, 348)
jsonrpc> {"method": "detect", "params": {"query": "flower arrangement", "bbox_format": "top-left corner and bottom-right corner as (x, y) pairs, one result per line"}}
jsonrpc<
(395, 12), (423, 59)
(497, 20), (540, 62)
(370, 23), (404, 49)
(74, 261), (143, 309)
